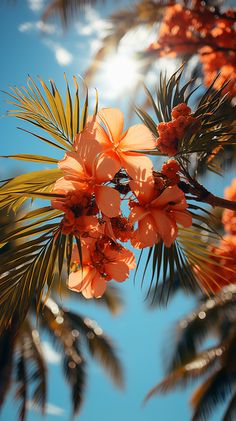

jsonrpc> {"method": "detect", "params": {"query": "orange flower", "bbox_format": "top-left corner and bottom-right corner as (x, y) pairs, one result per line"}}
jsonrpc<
(222, 179), (236, 235)
(195, 236), (236, 294)
(75, 108), (156, 181)
(53, 151), (121, 218)
(68, 238), (136, 298)
(129, 178), (192, 248)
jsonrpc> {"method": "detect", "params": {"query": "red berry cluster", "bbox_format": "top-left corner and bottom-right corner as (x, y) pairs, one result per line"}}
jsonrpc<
(161, 159), (181, 185)
(156, 103), (197, 156)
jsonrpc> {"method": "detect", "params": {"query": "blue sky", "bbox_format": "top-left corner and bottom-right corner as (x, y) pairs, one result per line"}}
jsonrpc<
(0, 1), (235, 420)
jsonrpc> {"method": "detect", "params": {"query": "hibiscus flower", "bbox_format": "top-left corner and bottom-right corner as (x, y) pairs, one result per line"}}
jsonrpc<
(129, 178), (192, 248)
(74, 108), (156, 182)
(68, 238), (136, 298)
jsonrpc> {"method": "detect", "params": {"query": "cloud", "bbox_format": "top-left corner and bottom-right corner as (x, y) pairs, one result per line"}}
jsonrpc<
(18, 20), (56, 34)
(55, 47), (73, 66)
(27, 400), (65, 416)
(41, 341), (61, 364)
(75, 6), (111, 40)
(27, 0), (45, 12)
(44, 40), (73, 66)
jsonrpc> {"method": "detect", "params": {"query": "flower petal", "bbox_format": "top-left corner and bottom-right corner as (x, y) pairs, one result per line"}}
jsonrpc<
(130, 177), (156, 203)
(151, 185), (185, 208)
(131, 214), (158, 248)
(59, 152), (86, 180)
(104, 261), (130, 282)
(151, 210), (178, 247)
(95, 185), (121, 217)
(68, 266), (96, 291)
(171, 210), (192, 227)
(98, 108), (124, 144)
(119, 152), (154, 181)
(91, 273), (107, 297)
(95, 151), (121, 182)
(119, 124), (156, 151)
(129, 204), (149, 223)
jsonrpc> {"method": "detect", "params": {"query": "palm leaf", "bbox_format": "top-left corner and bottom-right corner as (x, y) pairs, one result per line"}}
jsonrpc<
(138, 69), (236, 171)
(66, 311), (124, 388)
(43, 0), (104, 24)
(145, 345), (223, 402)
(191, 369), (232, 421)
(167, 286), (236, 372)
(222, 393), (236, 421)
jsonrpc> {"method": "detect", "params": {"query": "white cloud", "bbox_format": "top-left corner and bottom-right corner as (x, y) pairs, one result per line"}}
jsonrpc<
(27, 400), (65, 416)
(55, 47), (73, 66)
(18, 20), (56, 34)
(75, 6), (111, 40)
(27, 0), (44, 12)
(41, 341), (61, 364)
(44, 40), (73, 66)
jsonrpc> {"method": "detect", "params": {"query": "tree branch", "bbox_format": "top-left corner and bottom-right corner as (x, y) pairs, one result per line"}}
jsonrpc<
(179, 181), (236, 211)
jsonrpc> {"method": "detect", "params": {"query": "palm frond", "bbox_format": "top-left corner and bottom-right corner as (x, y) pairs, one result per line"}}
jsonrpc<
(15, 345), (28, 421)
(43, 0), (104, 25)
(67, 311), (124, 388)
(0, 318), (18, 408)
(6, 75), (89, 148)
(222, 392), (236, 421)
(137, 69), (236, 170)
(167, 286), (236, 372)
(84, 0), (166, 83)
(40, 298), (86, 415)
(145, 345), (223, 402)
(191, 369), (232, 421)
(23, 320), (47, 413)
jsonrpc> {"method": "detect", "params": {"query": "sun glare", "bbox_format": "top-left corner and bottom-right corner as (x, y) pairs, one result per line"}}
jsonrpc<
(98, 53), (141, 99)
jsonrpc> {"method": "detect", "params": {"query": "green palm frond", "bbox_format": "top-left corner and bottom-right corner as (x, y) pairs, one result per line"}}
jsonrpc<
(0, 76), (95, 333)
(84, 0), (166, 83)
(67, 311), (124, 388)
(222, 393), (236, 421)
(42, 0), (104, 24)
(6, 75), (89, 149)
(191, 369), (232, 421)
(40, 298), (123, 414)
(167, 286), (236, 372)
(145, 344), (223, 402)
(137, 69), (236, 168)
(15, 347), (28, 421)
(140, 216), (231, 303)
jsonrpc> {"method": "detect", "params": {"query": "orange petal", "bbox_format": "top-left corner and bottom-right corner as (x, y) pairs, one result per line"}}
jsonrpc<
(151, 185), (184, 208)
(95, 151), (121, 182)
(130, 177), (156, 203)
(119, 152), (153, 181)
(59, 152), (87, 180)
(119, 124), (156, 151)
(138, 214), (159, 247)
(151, 210), (178, 247)
(171, 210), (192, 227)
(104, 261), (130, 282)
(98, 108), (124, 144)
(68, 266), (96, 291)
(53, 177), (85, 194)
(95, 185), (121, 217)
(91, 273), (107, 297)
(118, 248), (136, 270)
(129, 204), (149, 223)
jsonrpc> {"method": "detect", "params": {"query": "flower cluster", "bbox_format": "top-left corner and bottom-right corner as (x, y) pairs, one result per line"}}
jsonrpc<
(156, 103), (197, 156)
(195, 236), (236, 293)
(222, 179), (236, 235)
(195, 178), (236, 293)
(51, 108), (192, 298)
(148, 3), (236, 95)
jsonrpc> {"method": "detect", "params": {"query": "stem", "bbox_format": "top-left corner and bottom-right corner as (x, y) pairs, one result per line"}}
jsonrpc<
(179, 181), (236, 211)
